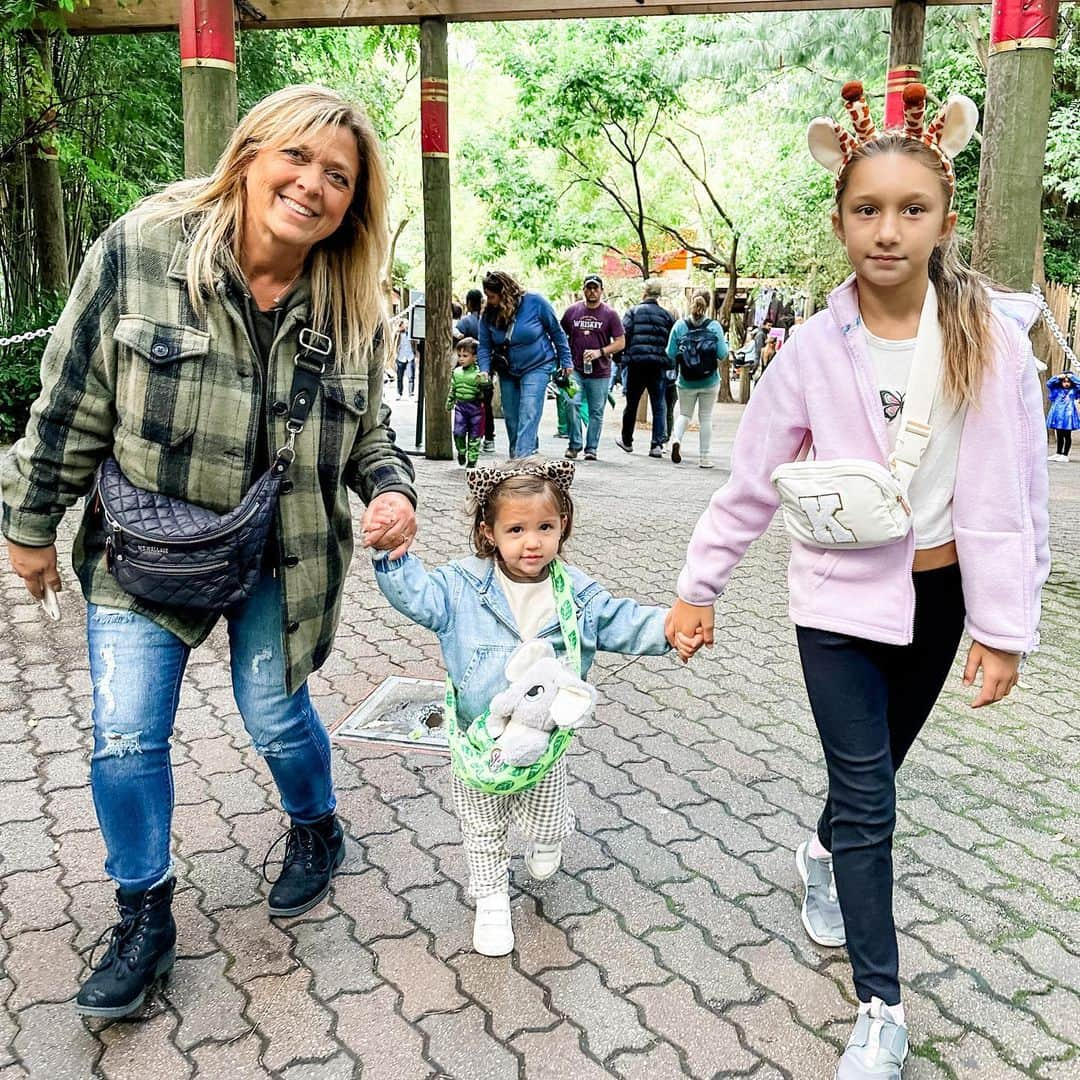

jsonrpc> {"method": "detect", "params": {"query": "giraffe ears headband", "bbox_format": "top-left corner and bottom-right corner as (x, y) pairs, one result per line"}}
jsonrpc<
(807, 81), (979, 196)
(465, 460), (575, 507)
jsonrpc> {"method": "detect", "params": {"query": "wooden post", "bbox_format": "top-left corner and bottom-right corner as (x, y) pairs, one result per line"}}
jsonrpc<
(972, 0), (1060, 289)
(23, 31), (69, 296)
(420, 17), (453, 460)
(885, 0), (926, 129)
(180, 0), (237, 177)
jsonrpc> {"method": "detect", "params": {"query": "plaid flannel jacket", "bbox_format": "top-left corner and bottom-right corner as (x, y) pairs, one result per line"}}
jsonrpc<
(1, 209), (416, 694)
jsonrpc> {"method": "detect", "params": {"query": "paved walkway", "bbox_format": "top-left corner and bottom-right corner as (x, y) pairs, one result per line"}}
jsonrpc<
(1, 396), (1078, 1079)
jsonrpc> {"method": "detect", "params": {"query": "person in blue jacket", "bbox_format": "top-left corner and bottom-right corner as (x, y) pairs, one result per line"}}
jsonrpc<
(1046, 372), (1079, 463)
(478, 270), (572, 457)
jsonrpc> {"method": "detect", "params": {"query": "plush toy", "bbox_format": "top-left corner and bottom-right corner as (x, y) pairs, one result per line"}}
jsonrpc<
(485, 640), (597, 767)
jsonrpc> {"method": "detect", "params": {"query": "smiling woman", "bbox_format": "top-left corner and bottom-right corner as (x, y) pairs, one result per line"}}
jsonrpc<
(1, 84), (419, 1021)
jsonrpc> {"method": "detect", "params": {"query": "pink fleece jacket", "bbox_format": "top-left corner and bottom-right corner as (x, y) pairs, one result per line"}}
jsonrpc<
(678, 276), (1050, 653)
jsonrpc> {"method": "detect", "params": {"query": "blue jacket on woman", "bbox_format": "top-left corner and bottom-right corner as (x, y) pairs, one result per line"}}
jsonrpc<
(478, 292), (572, 377)
(373, 553), (669, 726)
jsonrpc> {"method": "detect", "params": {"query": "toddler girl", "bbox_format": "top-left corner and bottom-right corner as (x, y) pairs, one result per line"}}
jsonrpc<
(372, 458), (671, 955)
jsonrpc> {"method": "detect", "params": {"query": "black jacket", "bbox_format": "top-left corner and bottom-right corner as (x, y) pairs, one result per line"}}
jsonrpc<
(622, 299), (675, 365)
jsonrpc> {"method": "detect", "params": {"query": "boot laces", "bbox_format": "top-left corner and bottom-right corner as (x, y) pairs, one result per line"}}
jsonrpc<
(262, 821), (331, 884)
(86, 904), (142, 973)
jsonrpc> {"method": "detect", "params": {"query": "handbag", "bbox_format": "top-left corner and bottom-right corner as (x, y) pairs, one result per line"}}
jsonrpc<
(488, 316), (515, 377)
(770, 285), (940, 550)
(444, 559), (580, 795)
(96, 326), (333, 611)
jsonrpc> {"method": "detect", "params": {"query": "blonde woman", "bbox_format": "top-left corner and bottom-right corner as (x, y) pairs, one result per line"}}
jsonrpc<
(2, 85), (417, 1018)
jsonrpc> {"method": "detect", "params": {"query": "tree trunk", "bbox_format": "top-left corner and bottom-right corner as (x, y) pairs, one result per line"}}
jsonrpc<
(420, 18), (453, 460)
(716, 236), (739, 404)
(23, 31), (69, 297)
(972, 0), (1059, 290)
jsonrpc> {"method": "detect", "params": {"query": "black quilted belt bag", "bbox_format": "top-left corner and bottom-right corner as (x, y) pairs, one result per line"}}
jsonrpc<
(96, 327), (332, 612)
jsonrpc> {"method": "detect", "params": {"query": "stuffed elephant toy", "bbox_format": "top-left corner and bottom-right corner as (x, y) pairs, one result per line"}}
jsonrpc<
(485, 640), (597, 767)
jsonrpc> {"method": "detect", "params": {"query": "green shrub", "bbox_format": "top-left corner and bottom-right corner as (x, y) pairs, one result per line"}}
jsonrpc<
(0, 301), (61, 444)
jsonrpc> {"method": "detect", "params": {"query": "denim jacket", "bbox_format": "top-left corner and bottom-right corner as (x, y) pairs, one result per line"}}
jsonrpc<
(373, 553), (670, 725)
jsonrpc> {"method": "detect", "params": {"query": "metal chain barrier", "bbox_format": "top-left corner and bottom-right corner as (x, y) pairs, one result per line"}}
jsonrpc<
(1032, 283), (1076, 372)
(0, 324), (56, 349)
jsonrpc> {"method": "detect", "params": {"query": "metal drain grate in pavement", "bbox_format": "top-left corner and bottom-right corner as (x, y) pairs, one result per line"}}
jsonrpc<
(332, 676), (449, 754)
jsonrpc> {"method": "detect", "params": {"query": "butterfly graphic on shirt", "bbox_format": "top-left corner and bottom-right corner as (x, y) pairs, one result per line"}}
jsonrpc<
(880, 389), (905, 422)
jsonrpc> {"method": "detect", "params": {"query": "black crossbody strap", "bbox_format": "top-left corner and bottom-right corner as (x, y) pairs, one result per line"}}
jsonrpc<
(275, 326), (333, 468)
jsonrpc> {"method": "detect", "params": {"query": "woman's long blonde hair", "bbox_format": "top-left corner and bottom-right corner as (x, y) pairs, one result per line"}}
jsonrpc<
(836, 135), (992, 407)
(139, 84), (390, 371)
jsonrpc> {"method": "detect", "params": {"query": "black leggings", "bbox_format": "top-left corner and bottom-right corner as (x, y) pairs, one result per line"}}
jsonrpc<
(796, 563), (965, 1005)
(1056, 429), (1073, 457)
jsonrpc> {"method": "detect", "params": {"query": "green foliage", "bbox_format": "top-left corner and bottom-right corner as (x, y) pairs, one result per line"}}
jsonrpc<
(0, 294), (62, 442)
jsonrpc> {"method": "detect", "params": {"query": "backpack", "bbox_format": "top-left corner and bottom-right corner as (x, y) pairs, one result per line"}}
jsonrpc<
(677, 321), (720, 380)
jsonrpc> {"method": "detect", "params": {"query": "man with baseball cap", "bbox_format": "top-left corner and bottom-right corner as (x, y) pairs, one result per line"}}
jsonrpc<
(559, 274), (625, 460)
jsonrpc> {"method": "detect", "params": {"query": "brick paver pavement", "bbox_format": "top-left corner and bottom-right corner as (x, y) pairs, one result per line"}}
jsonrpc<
(1, 396), (1078, 1079)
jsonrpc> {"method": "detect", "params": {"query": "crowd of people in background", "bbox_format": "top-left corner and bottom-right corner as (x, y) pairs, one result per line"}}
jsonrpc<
(395, 270), (801, 467)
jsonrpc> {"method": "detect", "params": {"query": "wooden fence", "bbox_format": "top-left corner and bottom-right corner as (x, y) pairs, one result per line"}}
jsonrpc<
(1043, 281), (1078, 376)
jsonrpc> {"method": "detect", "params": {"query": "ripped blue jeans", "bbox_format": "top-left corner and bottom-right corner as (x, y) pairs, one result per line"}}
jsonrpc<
(87, 575), (335, 891)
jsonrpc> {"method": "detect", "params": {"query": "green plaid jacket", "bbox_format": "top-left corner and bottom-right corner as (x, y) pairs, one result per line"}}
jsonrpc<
(1, 210), (416, 694)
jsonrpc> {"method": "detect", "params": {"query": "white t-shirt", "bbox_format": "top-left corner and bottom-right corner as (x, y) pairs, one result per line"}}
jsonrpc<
(494, 563), (556, 641)
(864, 328), (967, 549)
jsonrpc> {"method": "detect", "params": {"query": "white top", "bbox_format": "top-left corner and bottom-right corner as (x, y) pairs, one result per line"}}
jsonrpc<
(494, 563), (556, 641)
(864, 328), (967, 549)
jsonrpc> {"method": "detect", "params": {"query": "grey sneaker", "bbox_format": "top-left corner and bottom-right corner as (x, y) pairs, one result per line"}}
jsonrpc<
(836, 999), (908, 1079)
(796, 840), (846, 946)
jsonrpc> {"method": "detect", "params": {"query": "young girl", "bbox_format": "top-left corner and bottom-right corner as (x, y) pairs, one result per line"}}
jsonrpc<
(372, 459), (670, 956)
(666, 292), (729, 469)
(669, 82), (1049, 1080)
(1046, 371), (1079, 462)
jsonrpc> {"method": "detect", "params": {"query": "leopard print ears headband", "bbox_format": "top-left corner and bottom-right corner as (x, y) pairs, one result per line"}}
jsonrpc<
(807, 81), (979, 197)
(465, 460), (575, 507)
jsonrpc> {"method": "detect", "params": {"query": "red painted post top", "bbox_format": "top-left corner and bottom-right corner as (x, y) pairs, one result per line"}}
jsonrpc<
(990, 0), (1059, 52)
(421, 78), (449, 157)
(180, 0), (236, 68)
(885, 65), (922, 128)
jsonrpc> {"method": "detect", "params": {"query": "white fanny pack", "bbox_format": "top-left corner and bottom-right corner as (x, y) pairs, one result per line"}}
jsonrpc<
(770, 285), (940, 551)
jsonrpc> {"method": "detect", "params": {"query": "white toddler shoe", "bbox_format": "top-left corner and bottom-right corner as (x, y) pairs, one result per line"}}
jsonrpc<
(473, 893), (514, 956)
(525, 841), (562, 881)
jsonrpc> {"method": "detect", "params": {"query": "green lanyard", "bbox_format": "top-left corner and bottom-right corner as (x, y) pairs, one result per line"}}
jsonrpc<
(445, 559), (581, 795)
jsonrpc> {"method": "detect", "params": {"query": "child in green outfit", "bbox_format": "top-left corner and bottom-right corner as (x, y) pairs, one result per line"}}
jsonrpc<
(446, 338), (490, 467)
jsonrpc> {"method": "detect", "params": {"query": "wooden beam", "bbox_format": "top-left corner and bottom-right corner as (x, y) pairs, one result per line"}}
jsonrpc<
(420, 18), (454, 461)
(885, 0), (925, 127)
(64, 0), (983, 36)
(180, 0), (237, 175)
(972, 0), (1059, 290)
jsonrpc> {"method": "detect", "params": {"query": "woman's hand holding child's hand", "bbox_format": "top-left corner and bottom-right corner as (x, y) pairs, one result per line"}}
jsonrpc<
(963, 642), (1021, 708)
(361, 493), (418, 560)
(665, 598), (715, 664)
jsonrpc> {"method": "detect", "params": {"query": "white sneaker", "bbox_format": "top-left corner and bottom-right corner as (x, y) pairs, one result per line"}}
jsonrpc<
(699, 457), (715, 469)
(525, 841), (562, 881)
(1062, 454), (1072, 463)
(473, 893), (514, 956)
(836, 999), (908, 1079)
(1049, 451), (1062, 462)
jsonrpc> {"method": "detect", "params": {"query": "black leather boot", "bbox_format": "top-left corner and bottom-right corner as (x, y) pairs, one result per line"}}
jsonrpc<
(75, 877), (177, 1018)
(265, 812), (345, 918)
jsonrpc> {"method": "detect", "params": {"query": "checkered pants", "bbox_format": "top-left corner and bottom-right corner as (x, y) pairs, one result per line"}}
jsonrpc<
(451, 758), (575, 898)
